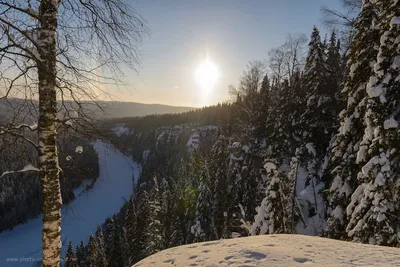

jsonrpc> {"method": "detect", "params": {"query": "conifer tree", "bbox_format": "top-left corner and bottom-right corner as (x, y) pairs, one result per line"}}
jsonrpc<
(106, 218), (123, 267)
(76, 241), (87, 267)
(124, 197), (137, 266)
(87, 233), (98, 267)
(209, 135), (231, 238)
(145, 176), (164, 256)
(327, 31), (344, 90)
(301, 26), (335, 156)
(251, 161), (292, 235)
(64, 242), (77, 267)
(325, 0), (381, 239)
(191, 163), (217, 241)
(254, 74), (271, 139)
(242, 153), (265, 224)
(95, 226), (108, 267)
(133, 190), (151, 261)
(346, 0), (400, 245)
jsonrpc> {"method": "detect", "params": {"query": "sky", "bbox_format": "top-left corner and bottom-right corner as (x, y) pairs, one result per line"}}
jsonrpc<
(110, 0), (344, 107)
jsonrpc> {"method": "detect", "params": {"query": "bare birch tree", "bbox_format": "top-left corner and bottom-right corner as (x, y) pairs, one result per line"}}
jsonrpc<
(321, 0), (362, 51)
(0, 0), (147, 266)
(268, 33), (307, 84)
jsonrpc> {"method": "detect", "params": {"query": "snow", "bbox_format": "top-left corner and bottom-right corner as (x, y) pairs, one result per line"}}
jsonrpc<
(21, 164), (40, 172)
(186, 130), (200, 150)
(390, 16), (400, 26)
(361, 156), (379, 176)
(0, 164), (40, 178)
(142, 149), (151, 161)
(0, 141), (139, 266)
(305, 143), (316, 157)
(231, 142), (241, 149)
(384, 118), (398, 129)
(342, 117), (352, 135)
(367, 84), (384, 98)
(356, 145), (368, 164)
(132, 234), (400, 267)
(112, 123), (130, 137)
(242, 145), (250, 153)
(263, 162), (277, 173)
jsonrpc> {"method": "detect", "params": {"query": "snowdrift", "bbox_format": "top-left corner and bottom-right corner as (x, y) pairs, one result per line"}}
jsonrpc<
(133, 234), (399, 266)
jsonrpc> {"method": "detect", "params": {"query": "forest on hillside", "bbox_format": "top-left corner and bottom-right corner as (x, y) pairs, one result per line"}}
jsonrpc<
(63, 1), (400, 266)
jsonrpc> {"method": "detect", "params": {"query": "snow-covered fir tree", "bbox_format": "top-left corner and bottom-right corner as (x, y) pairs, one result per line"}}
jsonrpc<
(241, 150), (265, 225)
(76, 241), (88, 267)
(301, 26), (337, 156)
(294, 26), (336, 235)
(123, 197), (137, 266)
(326, 31), (345, 99)
(106, 218), (123, 267)
(145, 176), (164, 255)
(266, 79), (298, 158)
(209, 135), (231, 238)
(64, 242), (77, 267)
(325, 0), (381, 239)
(252, 161), (293, 235)
(346, 0), (400, 245)
(94, 225), (107, 267)
(191, 162), (217, 241)
(87, 233), (98, 267)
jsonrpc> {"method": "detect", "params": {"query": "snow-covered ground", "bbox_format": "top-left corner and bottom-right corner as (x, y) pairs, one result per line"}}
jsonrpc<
(0, 141), (139, 266)
(133, 234), (400, 267)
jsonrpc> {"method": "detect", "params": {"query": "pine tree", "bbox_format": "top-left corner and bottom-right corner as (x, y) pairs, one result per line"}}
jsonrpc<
(64, 242), (77, 267)
(144, 176), (164, 256)
(266, 80), (289, 158)
(325, 0), (381, 239)
(346, 0), (400, 245)
(191, 162), (217, 241)
(159, 177), (174, 248)
(95, 226), (108, 267)
(132, 189), (151, 262)
(327, 31), (344, 92)
(106, 218), (123, 267)
(292, 26), (335, 235)
(209, 135), (231, 238)
(251, 161), (292, 235)
(87, 233), (98, 267)
(76, 241), (87, 267)
(242, 152), (265, 224)
(124, 197), (137, 266)
(301, 26), (336, 156)
(254, 74), (271, 139)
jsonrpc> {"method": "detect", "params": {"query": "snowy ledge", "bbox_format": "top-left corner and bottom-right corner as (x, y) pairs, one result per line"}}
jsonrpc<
(133, 234), (399, 266)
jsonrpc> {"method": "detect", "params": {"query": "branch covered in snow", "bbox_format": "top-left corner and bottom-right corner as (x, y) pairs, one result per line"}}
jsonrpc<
(0, 164), (40, 178)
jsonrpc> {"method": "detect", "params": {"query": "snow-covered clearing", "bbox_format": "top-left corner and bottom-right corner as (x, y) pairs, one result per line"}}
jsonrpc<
(0, 141), (139, 266)
(133, 234), (400, 267)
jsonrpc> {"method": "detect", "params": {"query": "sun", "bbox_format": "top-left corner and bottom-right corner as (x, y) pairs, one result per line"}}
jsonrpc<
(195, 59), (219, 95)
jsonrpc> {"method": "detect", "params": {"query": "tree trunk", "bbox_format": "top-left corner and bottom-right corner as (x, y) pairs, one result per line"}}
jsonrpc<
(38, 1), (61, 266)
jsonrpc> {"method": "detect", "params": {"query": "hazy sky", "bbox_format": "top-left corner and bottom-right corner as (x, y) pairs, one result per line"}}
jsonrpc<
(112, 0), (343, 107)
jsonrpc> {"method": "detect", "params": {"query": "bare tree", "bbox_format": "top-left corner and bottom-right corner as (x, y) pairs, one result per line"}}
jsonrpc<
(229, 61), (266, 131)
(268, 33), (307, 84)
(321, 0), (362, 51)
(0, 0), (147, 266)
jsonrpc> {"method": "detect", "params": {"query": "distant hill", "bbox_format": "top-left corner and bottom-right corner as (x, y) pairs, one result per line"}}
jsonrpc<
(0, 99), (195, 121)
(99, 101), (194, 118)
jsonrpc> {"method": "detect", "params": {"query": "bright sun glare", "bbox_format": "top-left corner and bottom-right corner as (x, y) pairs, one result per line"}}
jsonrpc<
(195, 59), (219, 95)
